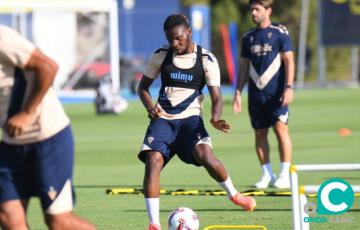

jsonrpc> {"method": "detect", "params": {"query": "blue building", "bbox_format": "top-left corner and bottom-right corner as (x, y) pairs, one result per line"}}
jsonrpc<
(118, 0), (211, 59)
(118, 0), (180, 59)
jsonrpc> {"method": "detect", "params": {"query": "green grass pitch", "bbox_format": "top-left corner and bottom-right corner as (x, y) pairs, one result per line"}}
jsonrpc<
(26, 88), (360, 229)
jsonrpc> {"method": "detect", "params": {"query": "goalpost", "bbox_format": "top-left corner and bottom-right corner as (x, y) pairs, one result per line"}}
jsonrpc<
(0, 0), (120, 99)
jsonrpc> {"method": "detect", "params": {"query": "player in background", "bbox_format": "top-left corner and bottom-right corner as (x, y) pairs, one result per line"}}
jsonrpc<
(137, 14), (257, 230)
(0, 25), (95, 230)
(232, 0), (295, 189)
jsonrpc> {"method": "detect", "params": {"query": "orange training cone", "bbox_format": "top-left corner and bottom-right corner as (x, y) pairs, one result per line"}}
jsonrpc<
(337, 128), (352, 136)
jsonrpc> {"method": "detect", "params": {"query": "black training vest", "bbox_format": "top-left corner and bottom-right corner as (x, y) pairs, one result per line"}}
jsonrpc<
(160, 45), (206, 91)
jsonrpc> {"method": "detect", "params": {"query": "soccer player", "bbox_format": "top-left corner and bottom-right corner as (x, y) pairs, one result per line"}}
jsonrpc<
(232, 0), (295, 189)
(0, 25), (95, 230)
(138, 14), (256, 230)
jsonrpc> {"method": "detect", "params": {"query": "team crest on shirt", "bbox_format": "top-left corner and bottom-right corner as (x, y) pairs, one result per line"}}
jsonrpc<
(147, 136), (154, 144)
(47, 186), (57, 200)
(250, 36), (254, 43)
(267, 32), (273, 39)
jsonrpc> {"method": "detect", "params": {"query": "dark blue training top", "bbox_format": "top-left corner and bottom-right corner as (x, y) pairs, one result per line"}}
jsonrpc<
(241, 23), (293, 96)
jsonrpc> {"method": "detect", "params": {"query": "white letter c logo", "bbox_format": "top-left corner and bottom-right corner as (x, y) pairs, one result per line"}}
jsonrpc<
(320, 182), (348, 212)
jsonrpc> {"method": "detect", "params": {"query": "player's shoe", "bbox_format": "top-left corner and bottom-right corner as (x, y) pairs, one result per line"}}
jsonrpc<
(254, 174), (276, 188)
(230, 193), (256, 211)
(273, 174), (290, 189)
(148, 223), (161, 230)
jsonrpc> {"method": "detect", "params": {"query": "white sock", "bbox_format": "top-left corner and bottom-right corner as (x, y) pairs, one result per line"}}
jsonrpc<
(261, 163), (274, 178)
(145, 198), (160, 225)
(279, 162), (291, 177)
(218, 176), (238, 199)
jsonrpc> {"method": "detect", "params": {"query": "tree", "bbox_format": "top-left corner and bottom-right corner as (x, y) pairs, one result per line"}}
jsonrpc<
(182, 0), (352, 83)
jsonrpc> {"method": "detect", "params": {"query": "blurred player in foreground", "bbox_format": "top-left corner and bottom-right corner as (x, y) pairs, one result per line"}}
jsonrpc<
(232, 0), (295, 189)
(0, 24), (95, 230)
(137, 14), (256, 230)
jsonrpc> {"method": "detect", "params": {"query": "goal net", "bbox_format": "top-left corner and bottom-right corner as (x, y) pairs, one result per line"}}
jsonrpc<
(0, 0), (120, 99)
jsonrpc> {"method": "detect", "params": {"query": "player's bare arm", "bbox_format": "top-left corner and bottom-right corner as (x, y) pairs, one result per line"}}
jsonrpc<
(208, 85), (230, 133)
(6, 48), (58, 137)
(281, 51), (295, 106)
(232, 57), (250, 114)
(137, 75), (162, 120)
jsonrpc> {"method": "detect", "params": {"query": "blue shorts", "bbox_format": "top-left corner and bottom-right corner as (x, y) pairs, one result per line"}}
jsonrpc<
(248, 94), (289, 129)
(138, 116), (210, 166)
(0, 125), (75, 213)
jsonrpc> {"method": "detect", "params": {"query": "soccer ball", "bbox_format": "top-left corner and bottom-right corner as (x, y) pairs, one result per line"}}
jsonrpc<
(167, 207), (199, 230)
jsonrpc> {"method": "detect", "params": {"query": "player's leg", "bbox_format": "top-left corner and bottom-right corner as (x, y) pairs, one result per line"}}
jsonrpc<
(183, 116), (255, 211)
(138, 119), (176, 230)
(255, 128), (270, 164)
(143, 151), (164, 197)
(44, 212), (95, 230)
(249, 95), (276, 188)
(0, 142), (33, 230)
(193, 144), (256, 211)
(143, 151), (164, 230)
(273, 121), (292, 162)
(0, 200), (29, 230)
(253, 128), (276, 188)
(35, 126), (95, 230)
(272, 120), (292, 189)
(268, 100), (292, 189)
(193, 144), (228, 181)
